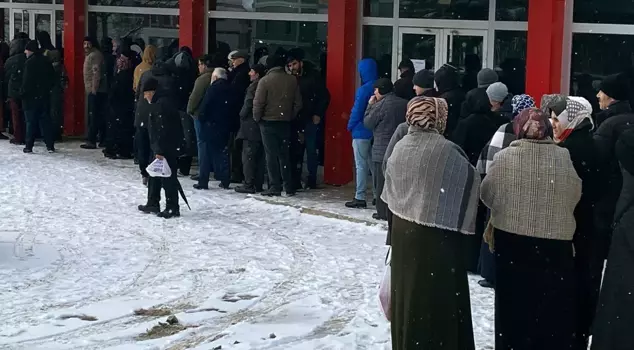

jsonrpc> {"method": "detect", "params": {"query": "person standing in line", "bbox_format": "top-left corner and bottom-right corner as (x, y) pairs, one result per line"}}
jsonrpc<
(383, 96), (478, 350)
(591, 128), (634, 350)
(37, 31), (63, 142)
(133, 45), (156, 95)
(194, 68), (232, 190)
(287, 48), (330, 190)
(227, 50), (251, 184)
(104, 49), (135, 159)
(81, 36), (107, 150)
(434, 63), (466, 137)
(481, 108), (581, 350)
(187, 54), (214, 181)
(393, 58), (415, 100)
(253, 53), (303, 197)
(235, 64), (267, 194)
(363, 78), (407, 221)
(345, 58), (378, 208)
(460, 68), (497, 119)
(21, 40), (55, 153)
(549, 98), (602, 349)
(137, 77), (183, 219)
(133, 45), (157, 169)
(4, 35), (28, 145)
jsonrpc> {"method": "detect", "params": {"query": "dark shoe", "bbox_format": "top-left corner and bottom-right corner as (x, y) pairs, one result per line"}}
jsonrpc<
(116, 153), (134, 160)
(47, 147), (55, 153)
(285, 191), (296, 197)
(0, 133), (8, 140)
(255, 186), (264, 193)
(104, 152), (117, 159)
(372, 213), (387, 221)
(345, 199), (367, 209)
(157, 208), (180, 219)
(190, 174), (199, 181)
(230, 177), (243, 184)
(10, 139), (24, 145)
(235, 185), (255, 194)
(219, 183), (231, 190)
(193, 184), (208, 190)
(80, 143), (97, 149)
(98, 142), (106, 148)
(138, 204), (160, 214)
(142, 177), (149, 187)
(305, 180), (318, 190)
(261, 189), (282, 197)
(372, 199), (376, 206)
(23, 147), (32, 154)
(134, 158), (139, 165)
(478, 279), (495, 289)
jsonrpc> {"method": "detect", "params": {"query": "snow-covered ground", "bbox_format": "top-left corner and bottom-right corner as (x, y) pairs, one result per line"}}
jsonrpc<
(0, 142), (494, 350)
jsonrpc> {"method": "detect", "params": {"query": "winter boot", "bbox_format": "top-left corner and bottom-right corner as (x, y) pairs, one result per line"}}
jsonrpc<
(138, 204), (160, 214)
(80, 143), (97, 149)
(193, 184), (208, 190)
(372, 213), (387, 221)
(47, 147), (55, 153)
(261, 189), (282, 197)
(345, 198), (367, 209)
(235, 185), (256, 194)
(23, 147), (32, 154)
(157, 208), (180, 219)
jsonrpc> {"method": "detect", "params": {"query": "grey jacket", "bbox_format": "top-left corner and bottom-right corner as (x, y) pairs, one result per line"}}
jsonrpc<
(237, 79), (261, 141)
(253, 67), (302, 122)
(363, 93), (408, 162)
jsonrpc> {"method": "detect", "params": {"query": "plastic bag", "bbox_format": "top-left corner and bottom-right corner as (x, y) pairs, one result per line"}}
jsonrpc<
(378, 247), (392, 321)
(146, 158), (172, 178)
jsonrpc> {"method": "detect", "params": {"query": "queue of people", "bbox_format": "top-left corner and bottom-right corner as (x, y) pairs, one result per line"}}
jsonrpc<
(372, 57), (634, 350)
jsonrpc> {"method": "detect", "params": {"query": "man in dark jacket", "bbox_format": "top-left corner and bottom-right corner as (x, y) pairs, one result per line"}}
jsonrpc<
(235, 64), (266, 194)
(228, 50), (251, 183)
(593, 73), (634, 259)
(394, 59), (415, 100)
(4, 36), (28, 144)
(21, 40), (55, 153)
(254, 53), (303, 196)
(435, 63), (466, 137)
(194, 68), (232, 190)
(137, 78), (183, 219)
(363, 78), (407, 220)
(287, 48), (330, 190)
(460, 68), (498, 119)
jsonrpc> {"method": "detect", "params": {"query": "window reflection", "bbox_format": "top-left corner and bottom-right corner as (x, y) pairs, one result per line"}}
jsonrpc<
(494, 30), (527, 95)
(496, 0), (527, 21)
(399, 0), (489, 20)
(574, 1), (634, 25)
(88, 0), (178, 8)
(363, 0), (394, 18)
(210, 0), (327, 14)
(362, 25), (392, 78)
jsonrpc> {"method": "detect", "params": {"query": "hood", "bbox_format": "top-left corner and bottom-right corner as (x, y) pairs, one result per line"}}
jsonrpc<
(434, 64), (460, 94)
(142, 45), (157, 65)
(400, 69), (415, 79)
(151, 61), (173, 76)
(9, 38), (27, 56)
(465, 88), (491, 115)
(358, 58), (378, 84)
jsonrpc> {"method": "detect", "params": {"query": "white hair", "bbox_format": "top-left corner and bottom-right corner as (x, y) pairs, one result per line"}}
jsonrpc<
(212, 68), (228, 80)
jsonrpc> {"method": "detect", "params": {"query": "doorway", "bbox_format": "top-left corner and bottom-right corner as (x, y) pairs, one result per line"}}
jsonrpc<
(10, 9), (55, 41)
(398, 27), (487, 81)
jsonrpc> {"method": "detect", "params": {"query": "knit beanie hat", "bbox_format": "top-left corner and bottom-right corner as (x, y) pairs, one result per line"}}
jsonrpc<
(486, 82), (508, 102)
(599, 73), (630, 101)
(477, 68), (498, 88)
(373, 78), (394, 95)
(142, 77), (159, 93)
(413, 70), (434, 89)
(25, 40), (39, 53)
(250, 63), (266, 78)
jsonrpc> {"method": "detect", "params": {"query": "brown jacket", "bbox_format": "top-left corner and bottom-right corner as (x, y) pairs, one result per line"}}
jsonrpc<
(133, 45), (157, 92)
(253, 67), (302, 122)
(83, 48), (104, 94)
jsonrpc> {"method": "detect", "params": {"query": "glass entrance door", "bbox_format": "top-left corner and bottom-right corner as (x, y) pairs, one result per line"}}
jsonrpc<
(398, 28), (487, 82)
(10, 10), (54, 42)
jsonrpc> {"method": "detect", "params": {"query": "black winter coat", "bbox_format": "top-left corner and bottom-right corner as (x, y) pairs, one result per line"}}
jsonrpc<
(4, 39), (27, 99)
(147, 92), (183, 158)
(593, 100), (634, 241)
(135, 62), (177, 128)
(435, 66), (465, 137)
(20, 52), (55, 110)
(238, 79), (261, 142)
(199, 79), (232, 147)
(394, 69), (415, 100)
(295, 61), (330, 125)
(591, 128), (634, 350)
(228, 62), (251, 132)
(460, 87), (489, 119)
(110, 67), (135, 118)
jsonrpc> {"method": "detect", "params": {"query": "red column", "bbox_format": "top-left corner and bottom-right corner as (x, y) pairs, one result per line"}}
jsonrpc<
(63, 0), (86, 136)
(324, 0), (358, 185)
(179, 0), (206, 58)
(525, 0), (566, 104)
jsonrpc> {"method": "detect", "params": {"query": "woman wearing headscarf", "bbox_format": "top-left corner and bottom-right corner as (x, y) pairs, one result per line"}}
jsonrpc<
(383, 96), (479, 350)
(549, 97), (602, 350)
(481, 107), (582, 350)
(591, 128), (634, 350)
(104, 50), (135, 159)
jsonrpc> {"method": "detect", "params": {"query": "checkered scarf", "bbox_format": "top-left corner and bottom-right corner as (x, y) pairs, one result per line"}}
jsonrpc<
(406, 97), (448, 135)
(476, 123), (516, 175)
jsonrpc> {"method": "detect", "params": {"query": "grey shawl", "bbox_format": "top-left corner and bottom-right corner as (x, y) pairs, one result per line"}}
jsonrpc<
(382, 128), (481, 235)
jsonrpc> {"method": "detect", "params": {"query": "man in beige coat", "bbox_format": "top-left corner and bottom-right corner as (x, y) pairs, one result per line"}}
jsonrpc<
(81, 36), (107, 149)
(253, 53), (302, 196)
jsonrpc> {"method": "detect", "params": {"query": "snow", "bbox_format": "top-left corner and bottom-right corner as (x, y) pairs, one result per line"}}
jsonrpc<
(0, 142), (494, 349)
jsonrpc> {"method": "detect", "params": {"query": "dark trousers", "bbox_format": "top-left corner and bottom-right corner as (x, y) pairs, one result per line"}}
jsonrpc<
(289, 121), (320, 188)
(9, 98), (25, 143)
(260, 121), (293, 193)
(135, 127), (151, 178)
(24, 103), (53, 150)
(373, 161), (388, 219)
(105, 108), (134, 157)
(198, 140), (230, 188)
(147, 155), (179, 211)
(87, 92), (107, 144)
(230, 134), (243, 183)
(242, 139), (265, 190)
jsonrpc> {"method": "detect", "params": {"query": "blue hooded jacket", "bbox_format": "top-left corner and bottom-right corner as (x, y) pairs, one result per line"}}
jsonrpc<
(347, 58), (378, 139)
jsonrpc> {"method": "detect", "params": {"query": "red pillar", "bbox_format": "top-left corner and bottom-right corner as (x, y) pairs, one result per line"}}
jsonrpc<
(324, 0), (358, 185)
(525, 0), (566, 105)
(179, 0), (206, 58)
(63, 0), (86, 136)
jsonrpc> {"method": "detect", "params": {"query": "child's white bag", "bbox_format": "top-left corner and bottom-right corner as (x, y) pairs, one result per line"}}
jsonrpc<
(146, 158), (172, 178)
(378, 247), (392, 321)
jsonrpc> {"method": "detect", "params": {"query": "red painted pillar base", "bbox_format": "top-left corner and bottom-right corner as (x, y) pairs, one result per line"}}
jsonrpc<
(63, 0), (86, 136)
(526, 0), (565, 104)
(179, 0), (206, 58)
(324, 0), (358, 186)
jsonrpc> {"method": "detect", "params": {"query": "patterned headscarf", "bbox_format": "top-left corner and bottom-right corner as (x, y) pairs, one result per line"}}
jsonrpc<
(513, 107), (553, 140)
(511, 94), (536, 118)
(568, 96), (594, 115)
(406, 97), (449, 134)
(551, 98), (594, 142)
(116, 54), (131, 72)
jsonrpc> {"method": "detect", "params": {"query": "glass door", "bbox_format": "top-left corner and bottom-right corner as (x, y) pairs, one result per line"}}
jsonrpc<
(10, 10), (54, 42)
(398, 27), (441, 77)
(442, 29), (487, 87)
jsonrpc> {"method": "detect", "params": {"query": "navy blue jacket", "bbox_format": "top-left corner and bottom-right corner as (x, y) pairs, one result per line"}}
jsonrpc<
(199, 78), (232, 147)
(347, 58), (378, 140)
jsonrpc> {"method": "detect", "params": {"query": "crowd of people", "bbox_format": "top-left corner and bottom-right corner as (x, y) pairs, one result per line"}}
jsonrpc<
(366, 59), (634, 349)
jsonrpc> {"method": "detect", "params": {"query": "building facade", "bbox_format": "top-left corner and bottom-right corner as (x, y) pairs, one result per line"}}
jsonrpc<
(0, 0), (629, 184)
